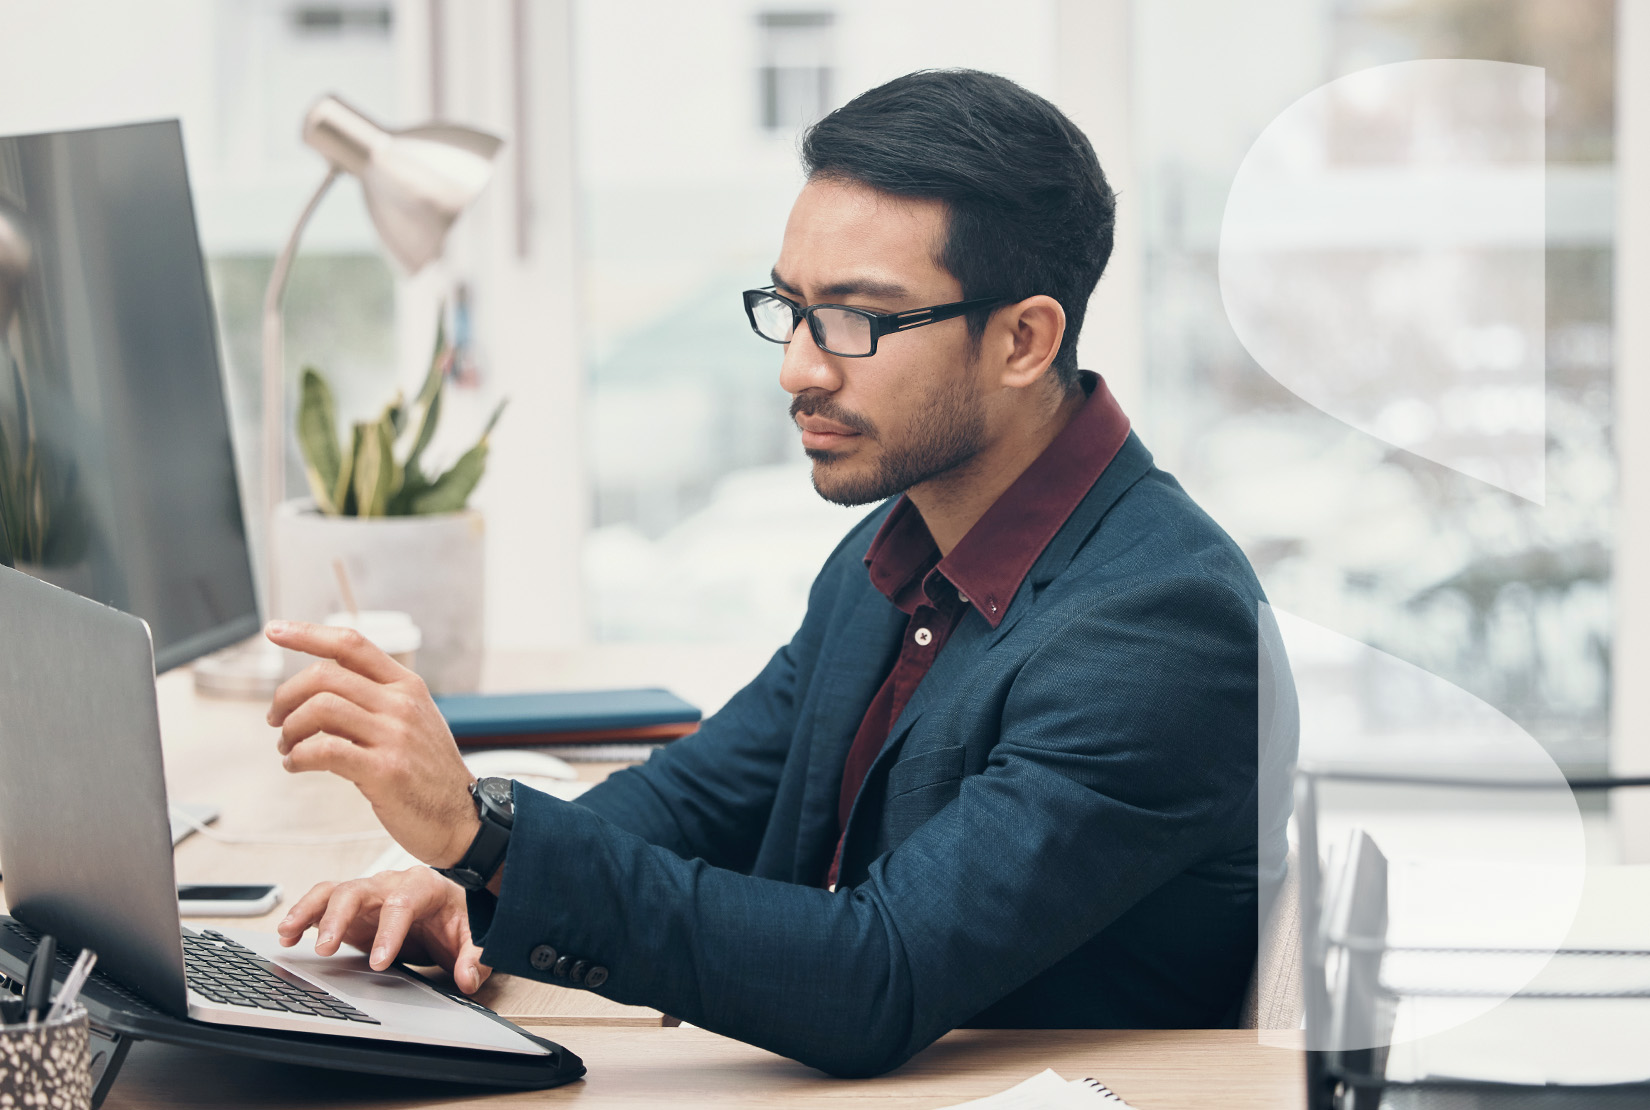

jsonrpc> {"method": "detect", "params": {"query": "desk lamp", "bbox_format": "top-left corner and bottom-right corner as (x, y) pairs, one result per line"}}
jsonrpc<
(199, 96), (501, 697)
(261, 94), (503, 527)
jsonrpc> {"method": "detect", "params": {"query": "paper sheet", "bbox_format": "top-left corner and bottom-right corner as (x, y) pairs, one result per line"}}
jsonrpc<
(937, 1068), (1135, 1109)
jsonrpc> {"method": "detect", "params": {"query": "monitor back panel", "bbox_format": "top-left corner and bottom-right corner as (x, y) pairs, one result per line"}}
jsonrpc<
(0, 119), (258, 670)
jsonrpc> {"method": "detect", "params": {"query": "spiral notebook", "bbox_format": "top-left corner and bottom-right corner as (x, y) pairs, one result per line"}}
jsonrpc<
(940, 1068), (1136, 1109)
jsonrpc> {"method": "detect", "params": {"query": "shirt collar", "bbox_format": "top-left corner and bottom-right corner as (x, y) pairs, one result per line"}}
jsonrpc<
(863, 371), (1131, 627)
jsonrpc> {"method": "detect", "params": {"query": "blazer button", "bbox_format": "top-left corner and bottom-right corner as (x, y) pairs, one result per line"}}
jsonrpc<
(529, 945), (558, 972)
(552, 955), (574, 978)
(583, 966), (609, 989)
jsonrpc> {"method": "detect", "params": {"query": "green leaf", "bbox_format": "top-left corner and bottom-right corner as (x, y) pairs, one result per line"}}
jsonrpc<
(351, 420), (397, 518)
(384, 390), (407, 439)
(296, 368), (343, 514)
(420, 308), (448, 408)
(386, 458), (430, 516)
(401, 382), (442, 488)
(480, 398), (507, 440)
(410, 439), (489, 515)
(341, 424), (364, 516)
(378, 409), (405, 507)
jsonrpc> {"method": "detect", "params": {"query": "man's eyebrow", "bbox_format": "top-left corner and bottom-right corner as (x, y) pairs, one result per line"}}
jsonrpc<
(769, 268), (910, 302)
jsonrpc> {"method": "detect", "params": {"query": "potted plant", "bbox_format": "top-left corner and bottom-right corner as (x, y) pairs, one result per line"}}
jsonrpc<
(270, 318), (504, 694)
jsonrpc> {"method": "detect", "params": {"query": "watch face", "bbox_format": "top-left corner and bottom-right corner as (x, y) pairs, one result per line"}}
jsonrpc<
(479, 777), (514, 809)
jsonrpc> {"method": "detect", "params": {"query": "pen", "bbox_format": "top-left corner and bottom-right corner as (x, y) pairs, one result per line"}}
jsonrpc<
(46, 949), (96, 1023)
(22, 934), (55, 1024)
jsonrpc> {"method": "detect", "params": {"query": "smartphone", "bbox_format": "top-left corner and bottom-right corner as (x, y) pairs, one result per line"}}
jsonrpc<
(177, 883), (282, 917)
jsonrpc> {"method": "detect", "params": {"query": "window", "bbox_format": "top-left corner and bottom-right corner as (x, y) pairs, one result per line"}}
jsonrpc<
(1135, 0), (1615, 769)
(287, 3), (394, 38)
(757, 11), (835, 132)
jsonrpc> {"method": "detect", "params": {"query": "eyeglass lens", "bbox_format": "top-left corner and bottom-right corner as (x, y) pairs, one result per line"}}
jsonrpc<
(812, 307), (872, 355)
(750, 294), (798, 343)
(750, 293), (875, 356)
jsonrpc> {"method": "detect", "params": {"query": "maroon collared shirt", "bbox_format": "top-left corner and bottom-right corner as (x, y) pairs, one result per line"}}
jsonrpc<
(826, 372), (1132, 888)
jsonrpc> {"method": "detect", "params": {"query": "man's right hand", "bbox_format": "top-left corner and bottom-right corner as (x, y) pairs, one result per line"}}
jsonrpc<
(276, 867), (493, 994)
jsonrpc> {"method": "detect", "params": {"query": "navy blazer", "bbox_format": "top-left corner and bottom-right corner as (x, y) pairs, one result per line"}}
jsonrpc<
(470, 431), (1276, 1076)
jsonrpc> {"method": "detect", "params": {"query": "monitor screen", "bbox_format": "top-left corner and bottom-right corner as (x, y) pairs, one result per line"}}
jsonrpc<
(0, 119), (259, 672)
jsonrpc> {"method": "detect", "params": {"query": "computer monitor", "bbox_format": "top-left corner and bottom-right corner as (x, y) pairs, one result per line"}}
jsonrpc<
(0, 119), (259, 672)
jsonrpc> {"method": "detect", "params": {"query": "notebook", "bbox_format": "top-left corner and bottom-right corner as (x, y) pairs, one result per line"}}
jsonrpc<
(434, 688), (701, 747)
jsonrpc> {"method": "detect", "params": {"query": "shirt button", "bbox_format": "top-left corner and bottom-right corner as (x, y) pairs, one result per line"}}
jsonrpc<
(529, 945), (558, 972)
(568, 960), (589, 984)
(552, 955), (574, 978)
(914, 627), (933, 646)
(584, 966), (610, 989)
(958, 593), (969, 604)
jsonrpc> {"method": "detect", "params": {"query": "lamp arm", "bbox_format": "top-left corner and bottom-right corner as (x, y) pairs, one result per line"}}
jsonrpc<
(258, 167), (339, 621)
(261, 167), (340, 526)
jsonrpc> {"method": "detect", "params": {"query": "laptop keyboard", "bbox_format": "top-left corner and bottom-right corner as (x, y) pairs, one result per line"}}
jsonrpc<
(184, 931), (380, 1025)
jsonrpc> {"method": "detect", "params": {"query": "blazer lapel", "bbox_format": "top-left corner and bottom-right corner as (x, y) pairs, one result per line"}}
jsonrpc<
(792, 586), (906, 878)
(982, 432), (1157, 651)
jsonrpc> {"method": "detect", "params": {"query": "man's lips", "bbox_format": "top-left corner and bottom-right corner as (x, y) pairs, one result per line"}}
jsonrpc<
(796, 415), (860, 451)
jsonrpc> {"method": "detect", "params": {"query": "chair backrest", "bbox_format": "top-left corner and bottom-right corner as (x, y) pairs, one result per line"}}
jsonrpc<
(1241, 845), (1303, 1031)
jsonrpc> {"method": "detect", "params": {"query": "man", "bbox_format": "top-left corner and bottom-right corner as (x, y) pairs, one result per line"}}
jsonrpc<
(265, 69), (1272, 1078)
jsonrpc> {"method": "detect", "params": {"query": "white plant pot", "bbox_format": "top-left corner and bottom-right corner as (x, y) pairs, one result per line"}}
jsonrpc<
(270, 499), (485, 694)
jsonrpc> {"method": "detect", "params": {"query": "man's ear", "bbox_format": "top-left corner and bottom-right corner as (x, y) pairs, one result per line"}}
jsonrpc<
(991, 295), (1066, 390)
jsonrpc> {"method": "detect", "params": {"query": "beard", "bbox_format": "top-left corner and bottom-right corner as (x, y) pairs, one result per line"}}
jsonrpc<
(791, 377), (986, 507)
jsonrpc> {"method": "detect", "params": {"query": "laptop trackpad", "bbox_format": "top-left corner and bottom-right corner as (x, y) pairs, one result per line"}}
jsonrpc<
(318, 967), (443, 1007)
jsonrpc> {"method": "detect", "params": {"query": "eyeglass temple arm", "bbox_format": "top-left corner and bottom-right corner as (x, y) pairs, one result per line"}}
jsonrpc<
(885, 297), (1008, 333)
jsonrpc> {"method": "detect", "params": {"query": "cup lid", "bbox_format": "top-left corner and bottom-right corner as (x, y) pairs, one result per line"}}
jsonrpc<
(323, 610), (423, 656)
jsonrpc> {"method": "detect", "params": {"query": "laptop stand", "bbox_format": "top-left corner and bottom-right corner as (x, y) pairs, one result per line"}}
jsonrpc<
(0, 917), (585, 1107)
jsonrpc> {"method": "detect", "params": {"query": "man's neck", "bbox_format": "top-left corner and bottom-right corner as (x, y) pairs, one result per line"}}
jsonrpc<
(906, 384), (1086, 556)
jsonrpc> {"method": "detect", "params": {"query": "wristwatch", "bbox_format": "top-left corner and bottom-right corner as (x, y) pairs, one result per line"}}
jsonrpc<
(436, 777), (515, 891)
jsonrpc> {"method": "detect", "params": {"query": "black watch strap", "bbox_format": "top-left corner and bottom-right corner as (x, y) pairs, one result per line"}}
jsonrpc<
(437, 778), (515, 891)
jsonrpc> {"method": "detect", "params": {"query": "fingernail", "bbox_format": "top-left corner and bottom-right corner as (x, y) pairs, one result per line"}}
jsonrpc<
(265, 620), (290, 636)
(371, 946), (387, 965)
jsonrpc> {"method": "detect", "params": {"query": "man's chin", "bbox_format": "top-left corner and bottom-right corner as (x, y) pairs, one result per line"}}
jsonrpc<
(808, 457), (895, 508)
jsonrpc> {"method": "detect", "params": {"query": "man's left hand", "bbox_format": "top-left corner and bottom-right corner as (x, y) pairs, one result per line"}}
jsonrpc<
(265, 620), (478, 867)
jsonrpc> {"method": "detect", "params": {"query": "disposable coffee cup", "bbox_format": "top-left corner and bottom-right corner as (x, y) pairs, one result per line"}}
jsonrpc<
(324, 610), (423, 671)
(0, 1006), (93, 1109)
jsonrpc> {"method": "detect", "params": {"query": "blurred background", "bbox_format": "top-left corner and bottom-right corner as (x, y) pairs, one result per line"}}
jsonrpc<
(0, 0), (1637, 782)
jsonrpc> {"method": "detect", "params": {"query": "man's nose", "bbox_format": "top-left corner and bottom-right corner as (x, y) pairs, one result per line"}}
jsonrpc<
(778, 317), (843, 398)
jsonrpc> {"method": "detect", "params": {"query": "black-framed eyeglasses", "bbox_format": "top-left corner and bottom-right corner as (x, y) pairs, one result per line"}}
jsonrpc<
(741, 287), (1008, 358)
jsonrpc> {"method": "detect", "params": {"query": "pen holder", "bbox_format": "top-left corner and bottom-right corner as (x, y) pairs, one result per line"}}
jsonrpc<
(0, 1006), (92, 1109)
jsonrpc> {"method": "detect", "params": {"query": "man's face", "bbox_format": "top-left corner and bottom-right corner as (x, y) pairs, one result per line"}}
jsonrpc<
(771, 177), (988, 507)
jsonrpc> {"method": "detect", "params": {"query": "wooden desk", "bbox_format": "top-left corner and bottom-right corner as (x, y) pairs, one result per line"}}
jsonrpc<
(103, 1027), (1304, 1109)
(98, 645), (1303, 1107)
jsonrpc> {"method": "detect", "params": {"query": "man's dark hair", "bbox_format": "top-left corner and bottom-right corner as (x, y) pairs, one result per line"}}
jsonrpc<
(801, 69), (1115, 390)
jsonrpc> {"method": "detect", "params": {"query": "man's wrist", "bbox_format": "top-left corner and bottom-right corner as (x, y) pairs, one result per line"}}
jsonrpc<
(436, 811), (484, 870)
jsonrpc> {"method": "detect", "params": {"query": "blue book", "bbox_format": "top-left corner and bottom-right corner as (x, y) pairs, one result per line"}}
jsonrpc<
(434, 688), (702, 747)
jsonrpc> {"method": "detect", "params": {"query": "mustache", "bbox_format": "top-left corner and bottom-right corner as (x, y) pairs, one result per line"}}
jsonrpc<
(789, 392), (877, 439)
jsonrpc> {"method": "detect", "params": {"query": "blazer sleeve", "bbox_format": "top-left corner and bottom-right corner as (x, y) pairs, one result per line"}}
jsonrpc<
(566, 640), (801, 872)
(468, 569), (1260, 1078)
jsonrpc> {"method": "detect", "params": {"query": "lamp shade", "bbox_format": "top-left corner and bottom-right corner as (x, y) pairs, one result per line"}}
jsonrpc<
(301, 95), (502, 273)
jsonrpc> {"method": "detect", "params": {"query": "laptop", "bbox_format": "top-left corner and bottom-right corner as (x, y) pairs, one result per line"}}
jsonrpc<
(0, 565), (548, 1056)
